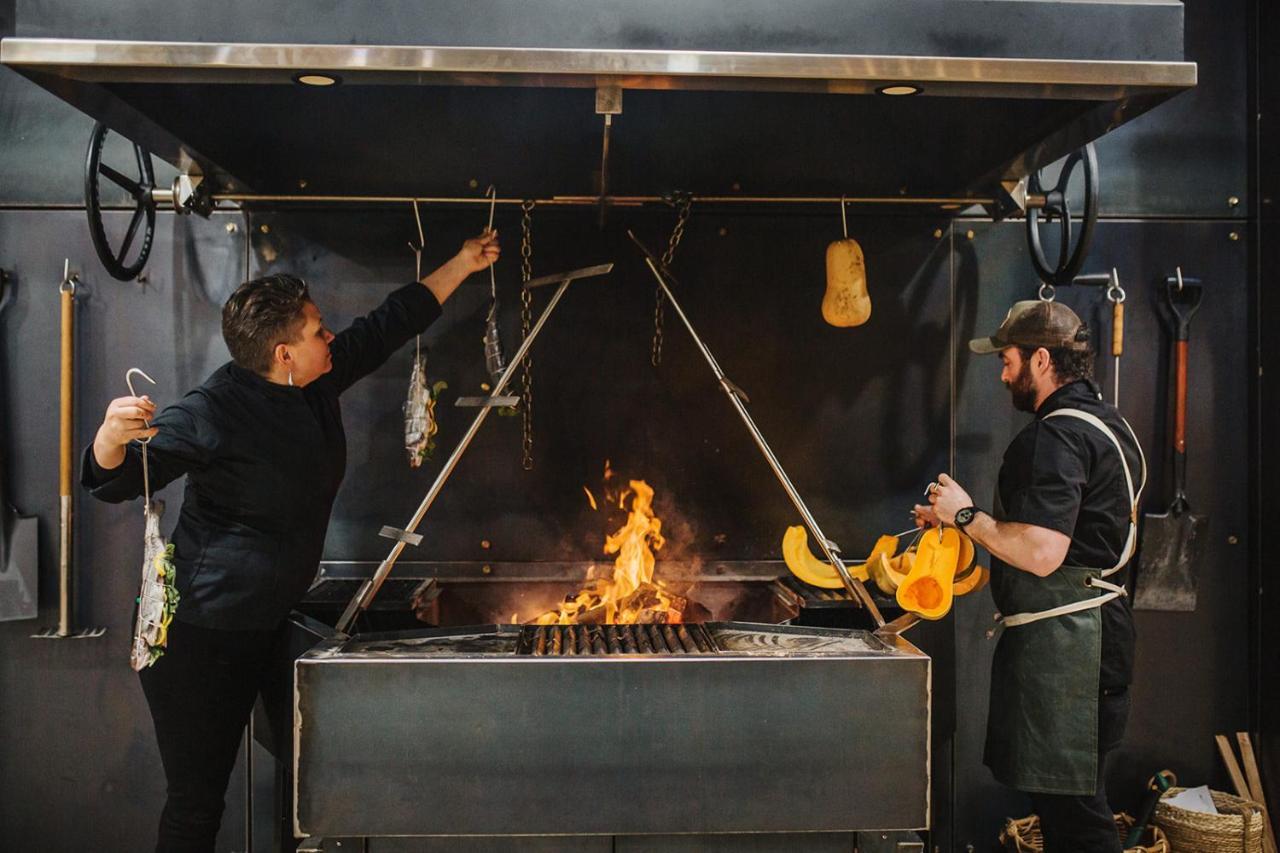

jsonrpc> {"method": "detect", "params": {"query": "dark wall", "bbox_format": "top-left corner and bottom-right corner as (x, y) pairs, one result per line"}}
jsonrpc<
(0, 2), (1259, 852)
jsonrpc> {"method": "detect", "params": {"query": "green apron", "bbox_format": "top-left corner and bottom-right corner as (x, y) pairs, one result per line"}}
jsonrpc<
(983, 408), (1145, 796)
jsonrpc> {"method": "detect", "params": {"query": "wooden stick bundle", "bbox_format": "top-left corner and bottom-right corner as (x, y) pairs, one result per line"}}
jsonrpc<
(1217, 731), (1278, 853)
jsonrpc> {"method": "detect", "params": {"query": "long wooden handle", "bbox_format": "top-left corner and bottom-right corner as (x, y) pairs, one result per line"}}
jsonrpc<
(1217, 734), (1252, 800)
(1174, 340), (1188, 454)
(60, 287), (73, 497)
(1111, 301), (1124, 357)
(1237, 732), (1279, 853)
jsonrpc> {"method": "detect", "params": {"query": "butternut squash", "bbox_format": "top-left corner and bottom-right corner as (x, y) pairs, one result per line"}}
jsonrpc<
(781, 525), (869, 589)
(823, 238), (871, 327)
(953, 564), (989, 596)
(868, 550), (910, 595)
(896, 527), (963, 620)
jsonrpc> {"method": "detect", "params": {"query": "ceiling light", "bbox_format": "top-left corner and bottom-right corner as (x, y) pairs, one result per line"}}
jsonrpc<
(877, 84), (922, 96)
(294, 72), (340, 87)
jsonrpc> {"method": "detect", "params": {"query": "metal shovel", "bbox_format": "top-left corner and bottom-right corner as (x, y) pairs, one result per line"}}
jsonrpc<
(0, 269), (39, 622)
(1135, 269), (1206, 611)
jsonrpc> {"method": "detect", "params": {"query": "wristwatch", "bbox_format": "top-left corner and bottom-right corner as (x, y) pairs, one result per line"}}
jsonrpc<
(954, 506), (980, 529)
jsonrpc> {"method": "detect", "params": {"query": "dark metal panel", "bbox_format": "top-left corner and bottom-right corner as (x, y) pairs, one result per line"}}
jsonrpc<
(0, 64), (179, 206)
(14, 0), (1186, 60)
(1092, 0), (1249, 216)
(951, 219), (1250, 849)
(295, 647), (930, 836)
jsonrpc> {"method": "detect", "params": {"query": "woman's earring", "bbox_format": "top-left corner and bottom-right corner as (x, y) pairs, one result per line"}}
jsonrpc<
(288, 369), (294, 387)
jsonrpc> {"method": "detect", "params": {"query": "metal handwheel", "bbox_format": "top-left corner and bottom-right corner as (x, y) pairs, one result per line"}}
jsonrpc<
(1025, 143), (1098, 288)
(84, 122), (157, 281)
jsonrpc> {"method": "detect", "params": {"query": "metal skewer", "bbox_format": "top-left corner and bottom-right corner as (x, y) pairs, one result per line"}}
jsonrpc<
(627, 231), (885, 627)
(337, 263), (615, 633)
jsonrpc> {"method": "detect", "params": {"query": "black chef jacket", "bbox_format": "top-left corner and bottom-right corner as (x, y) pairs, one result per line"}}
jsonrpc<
(82, 281), (442, 630)
(994, 379), (1141, 690)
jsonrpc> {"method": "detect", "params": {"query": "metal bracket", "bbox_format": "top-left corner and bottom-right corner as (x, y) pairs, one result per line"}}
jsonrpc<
(378, 526), (423, 547)
(982, 176), (1030, 221)
(594, 85), (622, 228)
(455, 395), (519, 408)
(720, 377), (751, 404)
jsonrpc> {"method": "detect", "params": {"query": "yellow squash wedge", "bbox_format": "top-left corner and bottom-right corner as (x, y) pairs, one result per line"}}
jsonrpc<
(896, 527), (963, 619)
(869, 549), (912, 595)
(823, 238), (871, 327)
(781, 525), (869, 589)
(953, 564), (989, 596)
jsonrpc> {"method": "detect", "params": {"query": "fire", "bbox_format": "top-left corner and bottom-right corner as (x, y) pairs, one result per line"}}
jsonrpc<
(534, 479), (688, 625)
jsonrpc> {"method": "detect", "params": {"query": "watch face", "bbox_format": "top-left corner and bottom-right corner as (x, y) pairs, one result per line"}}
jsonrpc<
(956, 508), (974, 527)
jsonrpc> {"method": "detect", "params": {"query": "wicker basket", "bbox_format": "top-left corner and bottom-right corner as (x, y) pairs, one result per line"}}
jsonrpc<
(1152, 787), (1265, 853)
(999, 812), (1169, 852)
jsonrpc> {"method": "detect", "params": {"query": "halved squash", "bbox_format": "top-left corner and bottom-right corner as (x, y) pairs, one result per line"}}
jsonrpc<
(896, 527), (963, 619)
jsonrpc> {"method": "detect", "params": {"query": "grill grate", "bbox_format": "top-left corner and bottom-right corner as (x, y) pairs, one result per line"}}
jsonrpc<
(519, 623), (719, 656)
(777, 575), (860, 608)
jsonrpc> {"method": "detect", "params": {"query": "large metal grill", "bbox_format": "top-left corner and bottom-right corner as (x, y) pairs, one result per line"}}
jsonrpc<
(519, 623), (718, 655)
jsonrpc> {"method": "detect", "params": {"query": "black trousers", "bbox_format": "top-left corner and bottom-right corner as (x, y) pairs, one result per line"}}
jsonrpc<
(138, 618), (283, 853)
(1028, 688), (1132, 853)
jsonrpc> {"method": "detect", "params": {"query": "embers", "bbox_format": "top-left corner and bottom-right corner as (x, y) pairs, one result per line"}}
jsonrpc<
(519, 623), (718, 656)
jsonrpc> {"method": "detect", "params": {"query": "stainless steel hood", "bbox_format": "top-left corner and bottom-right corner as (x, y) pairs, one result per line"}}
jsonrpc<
(0, 6), (1196, 205)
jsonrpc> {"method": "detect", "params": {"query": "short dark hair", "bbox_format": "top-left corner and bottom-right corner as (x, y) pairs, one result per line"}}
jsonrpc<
(1018, 340), (1096, 385)
(221, 274), (311, 375)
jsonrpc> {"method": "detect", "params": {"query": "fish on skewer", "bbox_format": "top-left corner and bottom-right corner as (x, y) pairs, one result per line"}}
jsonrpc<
(404, 352), (446, 468)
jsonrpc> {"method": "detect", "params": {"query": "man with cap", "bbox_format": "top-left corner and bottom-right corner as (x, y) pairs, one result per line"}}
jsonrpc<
(914, 300), (1146, 853)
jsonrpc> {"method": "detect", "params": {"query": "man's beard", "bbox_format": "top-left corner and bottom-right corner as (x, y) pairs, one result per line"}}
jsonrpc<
(1006, 360), (1037, 412)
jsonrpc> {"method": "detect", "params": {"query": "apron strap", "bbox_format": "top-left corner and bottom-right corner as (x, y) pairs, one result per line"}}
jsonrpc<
(1042, 408), (1148, 577)
(997, 576), (1127, 629)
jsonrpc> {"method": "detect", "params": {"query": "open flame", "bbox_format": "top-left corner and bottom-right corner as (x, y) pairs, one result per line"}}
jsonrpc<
(533, 478), (689, 625)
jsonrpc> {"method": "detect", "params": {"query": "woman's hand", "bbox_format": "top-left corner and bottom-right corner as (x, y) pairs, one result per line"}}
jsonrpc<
(92, 395), (157, 469)
(455, 229), (501, 274)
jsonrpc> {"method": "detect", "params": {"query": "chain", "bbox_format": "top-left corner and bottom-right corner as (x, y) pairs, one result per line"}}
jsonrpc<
(519, 199), (536, 470)
(651, 193), (693, 366)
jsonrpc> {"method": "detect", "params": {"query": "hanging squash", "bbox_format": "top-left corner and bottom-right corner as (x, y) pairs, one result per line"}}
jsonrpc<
(868, 548), (911, 595)
(896, 527), (964, 619)
(823, 238), (871, 327)
(781, 525), (869, 588)
(953, 565), (989, 596)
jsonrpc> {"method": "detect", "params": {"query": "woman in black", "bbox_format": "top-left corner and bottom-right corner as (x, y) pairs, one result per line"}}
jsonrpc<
(82, 230), (499, 852)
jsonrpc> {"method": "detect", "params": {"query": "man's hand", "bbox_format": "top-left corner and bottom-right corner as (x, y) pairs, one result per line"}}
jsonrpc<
(454, 229), (501, 274)
(920, 472), (973, 526)
(93, 395), (157, 470)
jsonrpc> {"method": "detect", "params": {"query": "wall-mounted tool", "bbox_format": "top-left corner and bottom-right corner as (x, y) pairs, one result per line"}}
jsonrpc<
(823, 196), (871, 327)
(0, 268), (38, 622)
(1072, 268), (1127, 407)
(34, 261), (104, 639)
(1025, 143), (1099, 292)
(1135, 268), (1206, 612)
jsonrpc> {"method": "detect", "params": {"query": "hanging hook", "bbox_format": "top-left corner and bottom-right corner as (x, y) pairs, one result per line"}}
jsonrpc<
(125, 368), (157, 445)
(58, 258), (78, 295)
(485, 184), (498, 234)
(840, 195), (848, 240)
(1175, 266), (1184, 292)
(408, 198), (425, 280)
(1105, 267), (1126, 304)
